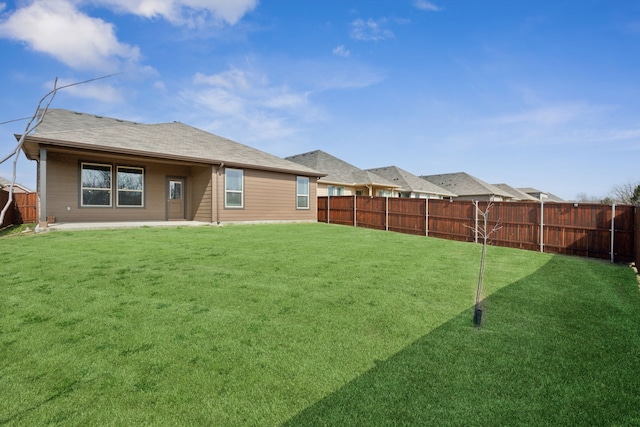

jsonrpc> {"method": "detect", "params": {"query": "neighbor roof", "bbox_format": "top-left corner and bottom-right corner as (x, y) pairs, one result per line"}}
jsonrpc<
(21, 109), (324, 177)
(420, 172), (514, 199)
(366, 166), (457, 198)
(518, 187), (565, 202)
(0, 176), (31, 193)
(493, 183), (539, 202)
(286, 150), (399, 188)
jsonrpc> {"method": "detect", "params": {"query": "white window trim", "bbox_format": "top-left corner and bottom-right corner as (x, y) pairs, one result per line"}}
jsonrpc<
(81, 162), (112, 207)
(116, 166), (145, 208)
(225, 168), (244, 209)
(297, 176), (310, 210)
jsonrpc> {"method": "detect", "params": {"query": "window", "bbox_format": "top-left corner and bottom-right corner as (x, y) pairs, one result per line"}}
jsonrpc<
(81, 163), (112, 206)
(328, 185), (344, 196)
(297, 176), (309, 209)
(170, 180), (182, 200)
(225, 168), (243, 208)
(378, 190), (391, 197)
(117, 167), (144, 207)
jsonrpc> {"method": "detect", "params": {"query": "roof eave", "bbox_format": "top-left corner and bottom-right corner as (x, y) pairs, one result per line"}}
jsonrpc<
(22, 136), (326, 177)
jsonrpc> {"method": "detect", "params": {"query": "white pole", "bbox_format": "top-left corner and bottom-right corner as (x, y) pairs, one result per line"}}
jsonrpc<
(385, 196), (389, 231)
(540, 199), (545, 253)
(611, 203), (616, 263)
(354, 194), (357, 227)
(425, 198), (429, 237)
(474, 200), (479, 244)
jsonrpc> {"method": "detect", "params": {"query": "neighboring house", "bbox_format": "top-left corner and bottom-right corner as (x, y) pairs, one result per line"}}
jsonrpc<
(0, 176), (31, 194)
(420, 172), (515, 202)
(286, 150), (400, 197)
(518, 187), (565, 202)
(493, 184), (539, 202)
(365, 166), (457, 199)
(20, 109), (325, 226)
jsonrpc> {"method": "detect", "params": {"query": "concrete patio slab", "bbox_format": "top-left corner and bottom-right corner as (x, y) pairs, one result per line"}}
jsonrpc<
(41, 221), (212, 232)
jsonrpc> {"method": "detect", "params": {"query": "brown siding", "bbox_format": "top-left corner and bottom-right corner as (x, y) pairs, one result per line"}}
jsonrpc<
(46, 151), (191, 222)
(191, 166), (213, 222)
(41, 149), (318, 224)
(217, 168), (317, 223)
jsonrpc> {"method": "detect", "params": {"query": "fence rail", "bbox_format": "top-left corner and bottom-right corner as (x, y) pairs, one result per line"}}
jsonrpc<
(319, 196), (636, 263)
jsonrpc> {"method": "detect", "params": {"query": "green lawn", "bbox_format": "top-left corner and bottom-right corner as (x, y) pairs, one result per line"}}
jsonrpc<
(1, 223), (639, 426)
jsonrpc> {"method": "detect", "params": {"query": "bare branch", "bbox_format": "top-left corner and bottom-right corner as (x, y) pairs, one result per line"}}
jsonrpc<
(0, 73), (119, 226)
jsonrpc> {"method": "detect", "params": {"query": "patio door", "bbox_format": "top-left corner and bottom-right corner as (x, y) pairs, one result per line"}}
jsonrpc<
(167, 178), (185, 220)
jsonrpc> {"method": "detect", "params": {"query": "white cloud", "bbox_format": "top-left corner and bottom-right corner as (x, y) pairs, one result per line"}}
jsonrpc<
(0, 0), (140, 71)
(194, 69), (252, 90)
(485, 103), (605, 127)
(47, 78), (125, 103)
(350, 18), (394, 41)
(413, 0), (442, 12)
(92, 0), (259, 26)
(332, 45), (350, 58)
(185, 67), (316, 140)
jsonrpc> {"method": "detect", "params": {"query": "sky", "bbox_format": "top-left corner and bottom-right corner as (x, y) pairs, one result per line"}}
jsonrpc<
(0, 0), (639, 201)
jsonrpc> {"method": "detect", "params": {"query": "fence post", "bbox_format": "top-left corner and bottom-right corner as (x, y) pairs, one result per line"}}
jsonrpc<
(540, 199), (545, 253)
(611, 203), (616, 263)
(474, 200), (479, 244)
(327, 195), (330, 224)
(385, 196), (389, 231)
(425, 198), (429, 237)
(354, 195), (357, 227)
(635, 206), (640, 269)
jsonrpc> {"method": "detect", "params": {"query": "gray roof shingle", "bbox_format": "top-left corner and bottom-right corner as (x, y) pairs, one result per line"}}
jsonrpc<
(23, 109), (324, 176)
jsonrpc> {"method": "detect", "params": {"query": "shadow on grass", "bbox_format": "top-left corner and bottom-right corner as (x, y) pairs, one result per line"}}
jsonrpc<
(284, 255), (640, 427)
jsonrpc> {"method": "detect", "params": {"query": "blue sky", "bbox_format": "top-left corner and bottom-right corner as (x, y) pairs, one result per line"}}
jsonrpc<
(0, 0), (639, 200)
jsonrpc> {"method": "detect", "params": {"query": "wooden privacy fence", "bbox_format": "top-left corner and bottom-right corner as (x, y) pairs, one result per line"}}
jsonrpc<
(0, 191), (37, 228)
(318, 196), (636, 263)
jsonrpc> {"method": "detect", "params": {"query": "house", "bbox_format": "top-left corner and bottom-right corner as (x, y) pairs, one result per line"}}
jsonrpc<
(365, 166), (457, 199)
(517, 187), (565, 202)
(286, 150), (400, 197)
(0, 176), (31, 194)
(420, 172), (515, 202)
(492, 184), (539, 202)
(20, 109), (325, 227)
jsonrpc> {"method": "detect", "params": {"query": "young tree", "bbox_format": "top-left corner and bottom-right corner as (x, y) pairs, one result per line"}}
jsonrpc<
(470, 202), (502, 327)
